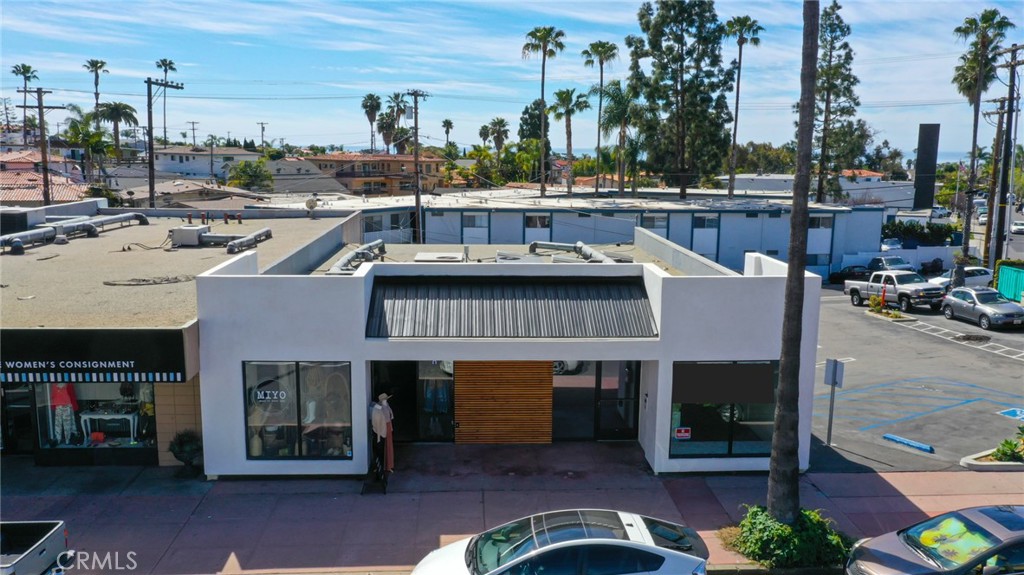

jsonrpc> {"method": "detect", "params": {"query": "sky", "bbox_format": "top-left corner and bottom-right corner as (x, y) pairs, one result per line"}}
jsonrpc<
(1, 0), (1020, 164)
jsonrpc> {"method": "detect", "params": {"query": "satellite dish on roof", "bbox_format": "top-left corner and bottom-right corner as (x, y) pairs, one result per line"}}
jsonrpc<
(305, 198), (318, 210)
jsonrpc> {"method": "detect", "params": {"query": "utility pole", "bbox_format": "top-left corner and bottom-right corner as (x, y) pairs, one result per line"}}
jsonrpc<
(407, 89), (428, 244)
(187, 121), (199, 148)
(257, 122), (268, 150)
(146, 77), (184, 208)
(17, 88), (64, 206)
(994, 44), (1020, 263)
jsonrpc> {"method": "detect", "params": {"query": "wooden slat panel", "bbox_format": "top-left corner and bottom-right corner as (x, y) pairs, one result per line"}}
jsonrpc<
(454, 361), (552, 444)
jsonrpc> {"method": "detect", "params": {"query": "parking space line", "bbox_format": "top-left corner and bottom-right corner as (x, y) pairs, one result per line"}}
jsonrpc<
(895, 320), (1024, 363)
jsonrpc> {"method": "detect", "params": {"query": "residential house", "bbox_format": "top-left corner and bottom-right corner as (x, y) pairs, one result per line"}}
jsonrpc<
(153, 146), (261, 180)
(308, 153), (445, 196)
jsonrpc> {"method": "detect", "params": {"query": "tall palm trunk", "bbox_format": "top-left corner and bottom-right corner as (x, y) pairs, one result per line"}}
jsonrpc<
(162, 69), (169, 147)
(595, 65), (605, 194)
(727, 42), (745, 198)
(21, 78), (29, 146)
(618, 122), (627, 196)
(566, 116), (574, 195)
(540, 54), (548, 197)
(767, 0), (818, 526)
(93, 73), (101, 131)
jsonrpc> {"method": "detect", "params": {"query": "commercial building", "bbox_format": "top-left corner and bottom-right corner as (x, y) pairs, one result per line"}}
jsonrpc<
(2, 195), (821, 475)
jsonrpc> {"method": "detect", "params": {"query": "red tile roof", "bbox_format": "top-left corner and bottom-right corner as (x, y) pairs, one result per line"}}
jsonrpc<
(0, 184), (90, 204)
(306, 152), (444, 163)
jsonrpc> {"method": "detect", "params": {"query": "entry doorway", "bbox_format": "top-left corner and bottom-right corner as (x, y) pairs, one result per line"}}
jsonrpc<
(553, 361), (640, 441)
(371, 361), (454, 443)
(1, 383), (36, 454)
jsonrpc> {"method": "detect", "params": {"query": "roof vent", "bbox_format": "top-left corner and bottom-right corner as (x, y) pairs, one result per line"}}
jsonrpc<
(53, 234), (69, 245)
(170, 224), (210, 247)
(414, 252), (467, 263)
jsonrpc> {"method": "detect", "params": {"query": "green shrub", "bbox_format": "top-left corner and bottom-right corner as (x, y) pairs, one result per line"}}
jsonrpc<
(868, 294), (884, 313)
(990, 426), (1024, 462)
(734, 505), (852, 568)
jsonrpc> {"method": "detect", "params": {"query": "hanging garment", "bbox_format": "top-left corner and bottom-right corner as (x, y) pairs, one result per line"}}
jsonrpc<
(54, 405), (75, 444)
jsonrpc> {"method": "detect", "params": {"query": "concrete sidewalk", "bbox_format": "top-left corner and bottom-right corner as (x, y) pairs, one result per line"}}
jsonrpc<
(1, 443), (1022, 575)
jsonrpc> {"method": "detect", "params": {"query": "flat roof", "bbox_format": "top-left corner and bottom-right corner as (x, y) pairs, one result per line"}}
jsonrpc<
(265, 187), (851, 213)
(1, 215), (344, 329)
(311, 241), (689, 277)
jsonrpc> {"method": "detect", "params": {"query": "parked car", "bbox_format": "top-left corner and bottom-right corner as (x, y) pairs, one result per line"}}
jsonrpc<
(829, 265), (871, 285)
(880, 238), (902, 251)
(1011, 220), (1024, 234)
(412, 509), (709, 575)
(845, 271), (946, 312)
(846, 505), (1024, 575)
(942, 287), (1024, 330)
(979, 213), (989, 226)
(928, 266), (993, 291)
(867, 256), (915, 272)
(931, 206), (951, 218)
(440, 360), (585, 376)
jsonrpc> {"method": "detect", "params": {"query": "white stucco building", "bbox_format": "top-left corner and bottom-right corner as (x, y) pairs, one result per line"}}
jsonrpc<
(197, 223), (820, 476)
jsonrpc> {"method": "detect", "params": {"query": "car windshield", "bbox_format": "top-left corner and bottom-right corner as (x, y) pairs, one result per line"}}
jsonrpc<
(901, 513), (999, 569)
(885, 257), (909, 266)
(473, 511), (625, 574)
(895, 273), (927, 285)
(976, 292), (1010, 305)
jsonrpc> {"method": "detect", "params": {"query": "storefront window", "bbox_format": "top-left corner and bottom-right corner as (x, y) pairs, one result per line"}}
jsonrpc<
(244, 361), (352, 460)
(669, 361), (777, 458)
(34, 379), (157, 449)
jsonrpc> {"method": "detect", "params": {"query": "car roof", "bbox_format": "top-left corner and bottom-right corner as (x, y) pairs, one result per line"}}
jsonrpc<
(959, 506), (1024, 540)
(952, 286), (998, 294)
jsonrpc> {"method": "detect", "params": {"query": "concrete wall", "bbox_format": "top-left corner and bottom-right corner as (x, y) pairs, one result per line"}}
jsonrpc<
(490, 212), (522, 243)
(263, 216), (358, 275)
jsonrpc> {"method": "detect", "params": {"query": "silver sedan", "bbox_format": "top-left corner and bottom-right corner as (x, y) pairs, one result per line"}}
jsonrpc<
(942, 287), (1024, 330)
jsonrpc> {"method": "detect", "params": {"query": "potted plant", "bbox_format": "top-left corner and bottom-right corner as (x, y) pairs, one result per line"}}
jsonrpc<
(169, 429), (203, 477)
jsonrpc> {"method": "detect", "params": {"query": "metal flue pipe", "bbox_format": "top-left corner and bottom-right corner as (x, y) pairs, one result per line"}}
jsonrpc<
(226, 228), (273, 254)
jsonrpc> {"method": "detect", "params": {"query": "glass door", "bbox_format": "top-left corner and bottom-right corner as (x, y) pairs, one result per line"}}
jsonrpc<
(596, 361), (640, 440)
(417, 361), (454, 442)
(1, 384), (37, 453)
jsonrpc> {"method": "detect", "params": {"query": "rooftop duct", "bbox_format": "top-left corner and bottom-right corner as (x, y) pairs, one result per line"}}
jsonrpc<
(528, 240), (614, 263)
(226, 228), (272, 254)
(326, 239), (386, 275)
(0, 212), (149, 255)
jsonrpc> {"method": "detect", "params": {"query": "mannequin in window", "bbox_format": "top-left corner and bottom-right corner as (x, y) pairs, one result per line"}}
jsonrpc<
(51, 383), (78, 445)
(371, 393), (394, 473)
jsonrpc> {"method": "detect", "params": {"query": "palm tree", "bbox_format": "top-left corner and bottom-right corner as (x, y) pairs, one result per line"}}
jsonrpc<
(155, 59), (176, 147)
(83, 59), (108, 130)
(951, 8), (1015, 287)
(548, 89), (590, 195)
(387, 92), (408, 127)
(600, 80), (634, 197)
(488, 117), (510, 157)
(725, 16), (764, 198)
(362, 93), (381, 152)
(767, 0), (819, 527)
(442, 118), (454, 147)
(63, 103), (106, 183)
(96, 102), (138, 161)
(478, 124), (491, 146)
(582, 41), (618, 194)
(522, 26), (566, 197)
(376, 110), (396, 154)
(10, 64), (38, 146)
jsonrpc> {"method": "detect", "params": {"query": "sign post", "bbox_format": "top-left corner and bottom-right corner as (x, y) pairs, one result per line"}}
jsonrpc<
(824, 359), (844, 446)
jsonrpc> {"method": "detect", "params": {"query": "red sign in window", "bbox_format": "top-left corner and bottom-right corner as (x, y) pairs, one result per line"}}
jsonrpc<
(674, 427), (691, 440)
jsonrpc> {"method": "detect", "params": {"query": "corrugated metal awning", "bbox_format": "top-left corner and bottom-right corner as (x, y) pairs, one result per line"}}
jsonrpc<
(366, 276), (658, 338)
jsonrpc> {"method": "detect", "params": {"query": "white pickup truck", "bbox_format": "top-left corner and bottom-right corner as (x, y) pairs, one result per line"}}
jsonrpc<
(0, 521), (72, 575)
(844, 270), (947, 312)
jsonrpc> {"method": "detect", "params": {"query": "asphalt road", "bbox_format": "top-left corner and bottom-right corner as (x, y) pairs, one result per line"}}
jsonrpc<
(809, 285), (1023, 473)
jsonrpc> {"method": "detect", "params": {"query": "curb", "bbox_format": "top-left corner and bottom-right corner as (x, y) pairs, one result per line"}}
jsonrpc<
(708, 567), (843, 575)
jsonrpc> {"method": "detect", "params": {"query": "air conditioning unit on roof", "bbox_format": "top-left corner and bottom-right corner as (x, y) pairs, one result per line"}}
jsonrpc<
(170, 224), (210, 247)
(496, 251), (545, 263)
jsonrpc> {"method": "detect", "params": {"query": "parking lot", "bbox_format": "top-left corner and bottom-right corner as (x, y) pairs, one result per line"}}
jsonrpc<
(811, 287), (1023, 472)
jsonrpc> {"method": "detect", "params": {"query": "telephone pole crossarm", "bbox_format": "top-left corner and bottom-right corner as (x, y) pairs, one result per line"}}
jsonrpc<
(146, 78), (184, 208)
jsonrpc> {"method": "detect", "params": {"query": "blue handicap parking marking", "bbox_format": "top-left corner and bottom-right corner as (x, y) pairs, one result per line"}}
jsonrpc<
(814, 377), (1024, 431)
(998, 408), (1024, 421)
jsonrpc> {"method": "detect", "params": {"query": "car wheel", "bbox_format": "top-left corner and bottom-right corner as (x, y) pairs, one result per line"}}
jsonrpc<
(929, 303), (941, 312)
(899, 296), (912, 313)
(552, 361), (567, 375)
(851, 292), (863, 306)
(943, 305), (954, 319)
(979, 315), (991, 330)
